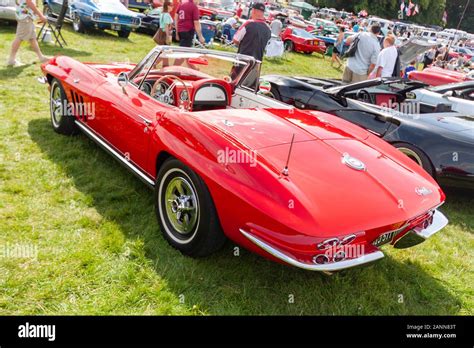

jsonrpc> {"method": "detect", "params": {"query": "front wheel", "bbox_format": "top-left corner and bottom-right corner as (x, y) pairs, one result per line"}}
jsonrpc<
(50, 78), (78, 135)
(72, 14), (85, 33)
(118, 30), (131, 38)
(155, 158), (226, 257)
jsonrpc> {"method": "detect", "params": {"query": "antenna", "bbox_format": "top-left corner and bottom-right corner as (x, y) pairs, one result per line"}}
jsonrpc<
(282, 134), (295, 176)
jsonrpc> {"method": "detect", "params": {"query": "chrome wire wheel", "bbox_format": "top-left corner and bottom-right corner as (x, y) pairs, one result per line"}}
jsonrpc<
(50, 82), (63, 128)
(397, 147), (423, 166)
(162, 170), (200, 241)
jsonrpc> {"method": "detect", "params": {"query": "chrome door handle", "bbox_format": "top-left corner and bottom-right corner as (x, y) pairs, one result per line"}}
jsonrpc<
(138, 114), (152, 126)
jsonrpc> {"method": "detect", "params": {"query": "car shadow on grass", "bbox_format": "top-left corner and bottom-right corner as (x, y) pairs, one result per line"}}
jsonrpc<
(28, 117), (464, 315)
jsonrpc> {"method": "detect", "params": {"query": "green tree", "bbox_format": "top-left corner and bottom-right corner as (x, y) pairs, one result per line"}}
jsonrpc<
(445, 0), (473, 32)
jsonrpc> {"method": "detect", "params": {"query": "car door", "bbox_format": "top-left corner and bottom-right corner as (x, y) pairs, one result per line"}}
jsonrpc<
(98, 75), (164, 175)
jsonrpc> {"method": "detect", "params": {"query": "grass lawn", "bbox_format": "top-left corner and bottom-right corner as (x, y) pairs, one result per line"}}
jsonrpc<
(0, 24), (473, 315)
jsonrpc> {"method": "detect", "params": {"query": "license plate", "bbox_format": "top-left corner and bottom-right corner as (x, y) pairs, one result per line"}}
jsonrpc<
(373, 231), (397, 247)
(111, 24), (121, 31)
(136, 0), (142, 2)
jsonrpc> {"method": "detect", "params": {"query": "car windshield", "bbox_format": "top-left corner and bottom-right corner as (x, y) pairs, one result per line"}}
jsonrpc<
(130, 48), (251, 85)
(292, 28), (314, 39)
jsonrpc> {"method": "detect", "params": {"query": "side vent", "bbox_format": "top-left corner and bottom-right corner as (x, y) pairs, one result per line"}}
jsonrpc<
(70, 90), (88, 120)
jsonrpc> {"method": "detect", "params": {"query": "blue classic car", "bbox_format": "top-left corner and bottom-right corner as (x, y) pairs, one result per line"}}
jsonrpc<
(44, 0), (141, 38)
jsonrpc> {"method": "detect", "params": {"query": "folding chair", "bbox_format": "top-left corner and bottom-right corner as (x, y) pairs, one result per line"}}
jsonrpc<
(37, 0), (68, 48)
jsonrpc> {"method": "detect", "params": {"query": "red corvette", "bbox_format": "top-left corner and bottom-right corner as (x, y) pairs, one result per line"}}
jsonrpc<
(281, 27), (326, 55)
(41, 47), (448, 272)
(409, 67), (472, 86)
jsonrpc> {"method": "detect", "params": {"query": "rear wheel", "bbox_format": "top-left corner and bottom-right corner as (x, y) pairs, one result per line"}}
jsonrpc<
(155, 158), (226, 257)
(393, 143), (434, 177)
(50, 78), (78, 135)
(284, 40), (294, 52)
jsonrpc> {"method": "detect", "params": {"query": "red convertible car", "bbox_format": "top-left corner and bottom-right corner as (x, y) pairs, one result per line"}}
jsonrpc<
(409, 67), (472, 86)
(281, 27), (326, 55)
(41, 46), (448, 272)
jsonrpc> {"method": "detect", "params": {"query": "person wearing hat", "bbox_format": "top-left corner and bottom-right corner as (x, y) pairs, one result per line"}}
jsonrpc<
(232, 2), (271, 62)
(342, 23), (382, 83)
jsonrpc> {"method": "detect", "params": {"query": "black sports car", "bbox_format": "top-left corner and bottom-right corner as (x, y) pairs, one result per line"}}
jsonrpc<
(261, 76), (474, 190)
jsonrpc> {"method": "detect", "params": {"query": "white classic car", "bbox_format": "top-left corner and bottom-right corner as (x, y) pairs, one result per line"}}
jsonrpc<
(408, 81), (474, 115)
(0, 0), (16, 21)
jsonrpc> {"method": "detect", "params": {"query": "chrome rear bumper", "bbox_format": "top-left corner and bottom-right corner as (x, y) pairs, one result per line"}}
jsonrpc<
(240, 229), (384, 272)
(393, 209), (448, 249)
(239, 209), (448, 272)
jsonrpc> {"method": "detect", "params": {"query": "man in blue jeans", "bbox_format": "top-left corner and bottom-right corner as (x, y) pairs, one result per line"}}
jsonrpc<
(174, 0), (204, 47)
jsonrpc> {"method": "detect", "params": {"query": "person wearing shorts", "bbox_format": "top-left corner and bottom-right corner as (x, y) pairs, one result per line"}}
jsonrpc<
(7, 0), (50, 66)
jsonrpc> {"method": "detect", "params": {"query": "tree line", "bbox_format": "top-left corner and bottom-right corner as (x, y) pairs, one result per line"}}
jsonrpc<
(308, 0), (473, 32)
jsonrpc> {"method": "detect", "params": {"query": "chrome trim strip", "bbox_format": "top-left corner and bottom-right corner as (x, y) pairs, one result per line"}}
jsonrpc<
(75, 121), (155, 187)
(239, 229), (384, 272)
(416, 209), (448, 239)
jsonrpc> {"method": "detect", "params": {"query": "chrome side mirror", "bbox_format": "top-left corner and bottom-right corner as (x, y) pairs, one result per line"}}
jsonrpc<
(118, 72), (128, 87)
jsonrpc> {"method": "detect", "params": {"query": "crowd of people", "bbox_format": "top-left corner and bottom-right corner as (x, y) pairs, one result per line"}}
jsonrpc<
(6, 0), (473, 85)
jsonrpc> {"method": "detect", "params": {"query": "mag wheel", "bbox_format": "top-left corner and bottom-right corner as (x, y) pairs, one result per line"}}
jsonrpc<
(50, 79), (78, 135)
(394, 143), (434, 177)
(155, 158), (226, 257)
(72, 14), (85, 33)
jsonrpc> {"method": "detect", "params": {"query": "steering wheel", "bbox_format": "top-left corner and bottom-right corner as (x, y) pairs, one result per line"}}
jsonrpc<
(151, 75), (192, 111)
(356, 89), (374, 104)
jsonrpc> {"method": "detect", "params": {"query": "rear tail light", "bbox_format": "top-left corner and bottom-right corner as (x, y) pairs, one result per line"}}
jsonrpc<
(317, 238), (339, 250)
(340, 234), (356, 245)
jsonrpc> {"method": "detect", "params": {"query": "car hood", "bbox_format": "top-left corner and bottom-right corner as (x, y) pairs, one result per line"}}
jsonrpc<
(91, 1), (138, 16)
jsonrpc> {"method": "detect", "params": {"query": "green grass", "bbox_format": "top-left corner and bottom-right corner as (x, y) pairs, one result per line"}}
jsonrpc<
(0, 24), (473, 315)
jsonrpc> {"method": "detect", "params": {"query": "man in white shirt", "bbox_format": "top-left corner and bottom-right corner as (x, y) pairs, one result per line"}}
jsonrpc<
(342, 23), (381, 83)
(374, 34), (398, 78)
(270, 18), (283, 37)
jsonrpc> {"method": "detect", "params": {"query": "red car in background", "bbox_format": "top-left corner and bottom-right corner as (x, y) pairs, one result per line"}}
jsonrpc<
(281, 26), (326, 55)
(409, 67), (472, 86)
(198, 1), (233, 20)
